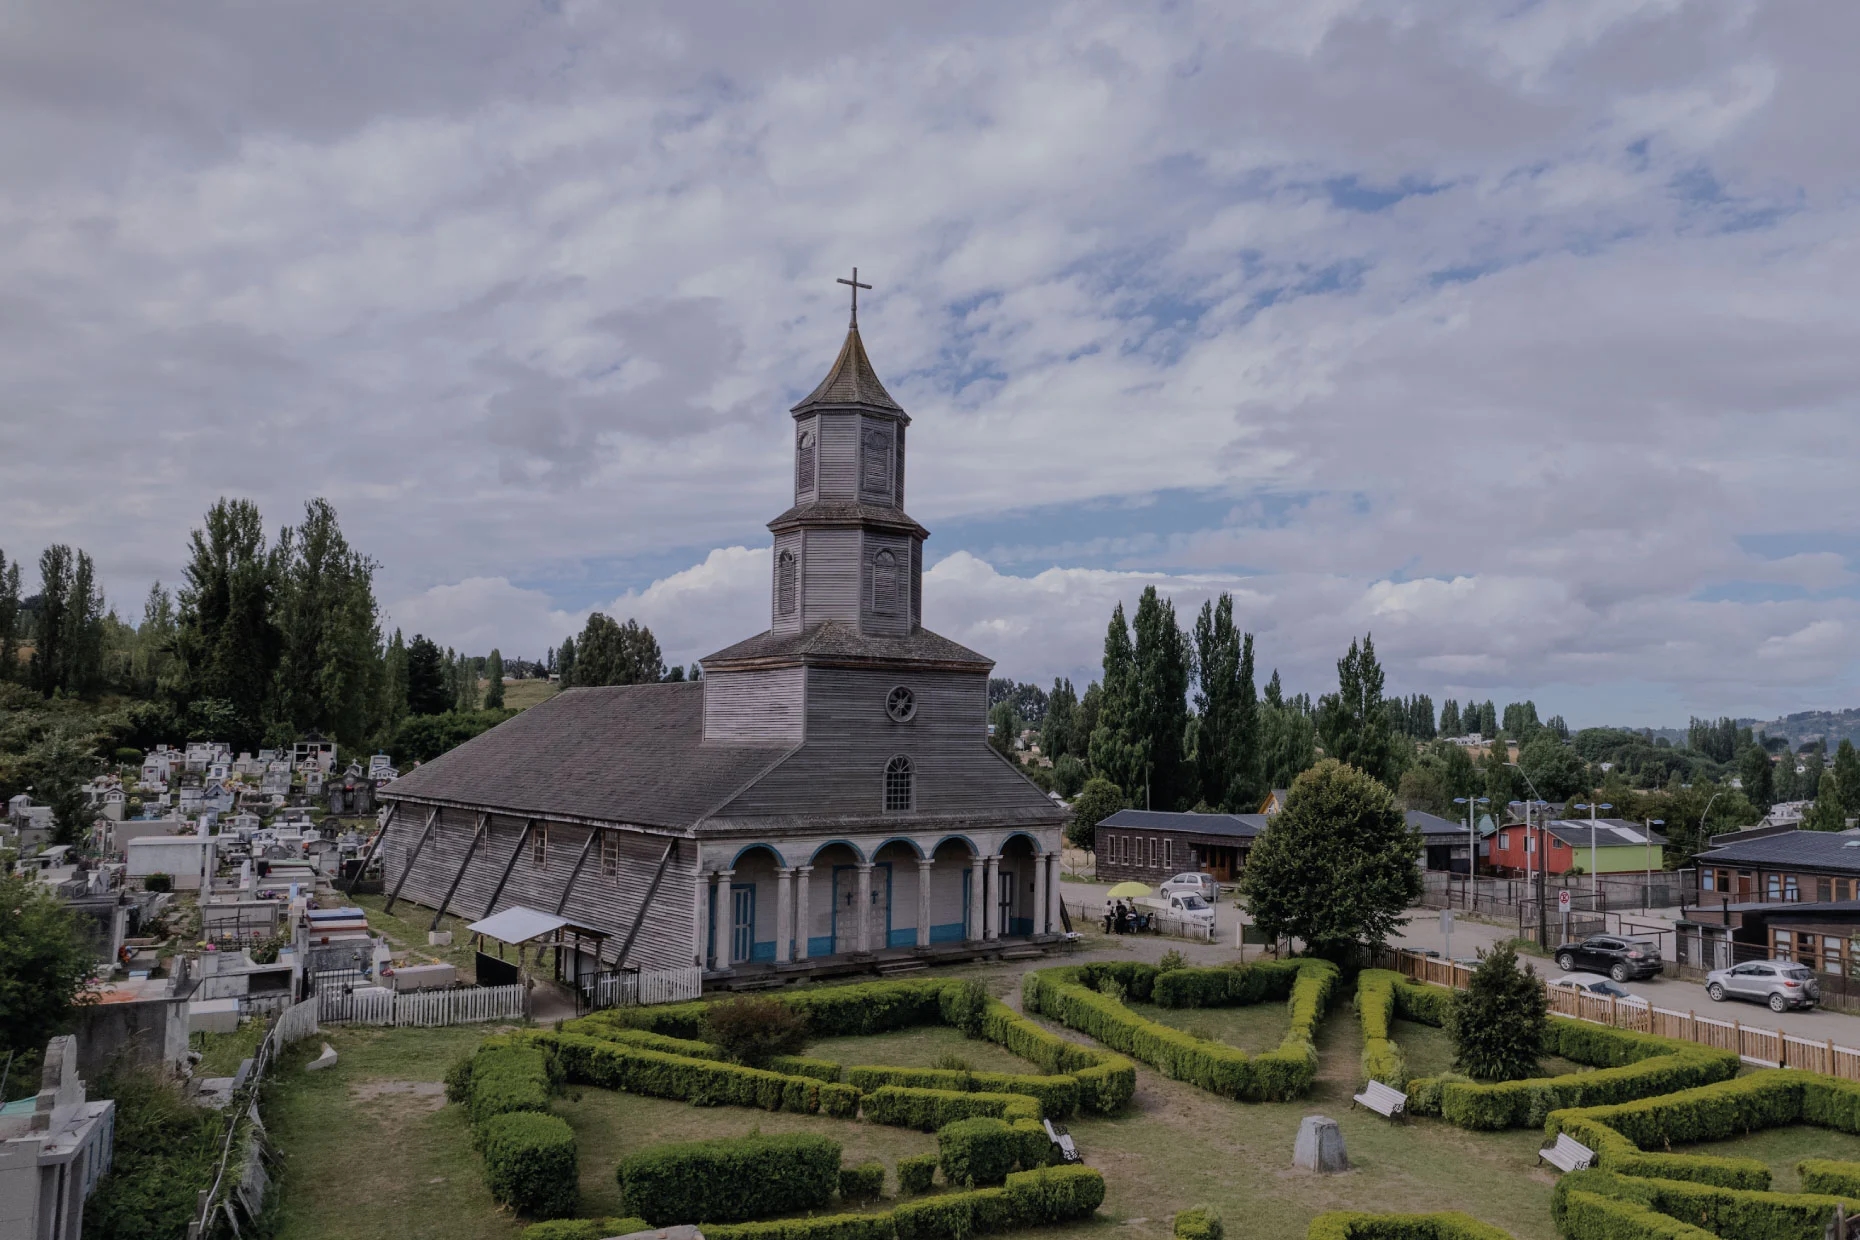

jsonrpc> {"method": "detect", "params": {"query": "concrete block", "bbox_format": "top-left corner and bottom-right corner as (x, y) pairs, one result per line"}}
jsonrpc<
(306, 1042), (338, 1072)
(188, 997), (242, 1035)
(390, 963), (457, 992)
(1292, 1115), (1348, 1173)
(427, 930), (453, 947)
(613, 1228), (704, 1240)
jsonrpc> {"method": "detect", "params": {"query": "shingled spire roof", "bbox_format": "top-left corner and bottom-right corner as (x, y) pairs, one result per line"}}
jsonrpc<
(790, 324), (905, 414)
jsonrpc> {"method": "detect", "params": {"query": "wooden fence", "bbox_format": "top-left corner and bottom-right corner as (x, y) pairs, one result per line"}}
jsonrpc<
(585, 965), (704, 1010)
(317, 982), (527, 1026)
(1384, 946), (1860, 1078)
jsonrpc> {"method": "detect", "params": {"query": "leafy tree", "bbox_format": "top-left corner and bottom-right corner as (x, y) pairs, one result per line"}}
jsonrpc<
(1835, 740), (1860, 823)
(1482, 737), (1518, 808)
(28, 725), (99, 847)
(1042, 678), (1079, 761)
(1687, 716), (1744, 764)
(1088, 604), (1145, 796)
(171, 499), (280, 749)
(1192, 594), (1260, 812)
(271, 499), (383, 749)
(1737, 745), (1775, 811)
(389, 708), (518, 763)
(988, 699), (1023, 758)
(31, 544), (71, 696)
(0, 548), (20, 682)
(1, 872), (96, 1094)
(1447, 941), (1549, 1081)
(1518, 734), (1588, 802)
(483, 649), (505, 709)
(1052, 753), (1087, 799)
(1315, 634), (1400, 787)
(1544, 714), (1570, 741)
(556, 635), (577, 685)
(1501, 701), (1540, 740)
(1438, 699), (1462, 737)
(1475, 700), (1498, 737)
(570, 613), (665, 687)
(1398, 741), (1478, 816)
(1129, 588), (1194, 810)
(1068, 777), (1125, 850)
(1802, 770), (1847, 832)
(1239, 758), (1421, 958)
(405, 635), (450, 716)
(1257, 670), (1318, 793)
(381, 629), (409, 728)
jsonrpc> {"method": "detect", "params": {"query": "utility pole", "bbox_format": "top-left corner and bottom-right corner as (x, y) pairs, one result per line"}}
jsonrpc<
(1574, 799), (1614, 908)
(1644, 818), (1665, 911)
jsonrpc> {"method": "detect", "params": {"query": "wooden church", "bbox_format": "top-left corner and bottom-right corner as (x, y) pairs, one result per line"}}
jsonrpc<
(373, 284), (1068, 985)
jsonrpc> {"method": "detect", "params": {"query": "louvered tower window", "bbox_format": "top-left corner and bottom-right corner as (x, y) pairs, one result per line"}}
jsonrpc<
(872, 549), (898, 614)
(884, 755), (913, 812)
(777, 550), (797, 615)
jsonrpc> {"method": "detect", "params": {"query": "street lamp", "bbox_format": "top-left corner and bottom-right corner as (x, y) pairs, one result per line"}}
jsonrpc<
(1644, 818), (1665, 911)
(1453, 795), (1490, 909)
(1573, 801), (1615, 902)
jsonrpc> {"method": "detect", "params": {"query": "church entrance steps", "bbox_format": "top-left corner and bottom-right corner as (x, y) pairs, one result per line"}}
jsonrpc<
(876, 960), (928, 976)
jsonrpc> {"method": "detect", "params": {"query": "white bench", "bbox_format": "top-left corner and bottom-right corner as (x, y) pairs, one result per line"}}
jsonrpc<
(1538, 1133), (1595, 1173)
(1351, 1079), (1407, 1120)
(1043, 1118), (1081, 1164)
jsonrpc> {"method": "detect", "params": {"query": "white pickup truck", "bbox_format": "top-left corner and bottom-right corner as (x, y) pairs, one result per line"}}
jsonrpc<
(1134, 892), (1217, 927)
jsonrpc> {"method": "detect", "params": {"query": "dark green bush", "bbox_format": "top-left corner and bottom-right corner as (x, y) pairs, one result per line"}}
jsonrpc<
(1357, 970), (1405, 1088)
(1393, 980), (1455, 1027)
(938, 1118), (1024, 1187)
(1552, 1167), (1859, 1240)
(1305, 1211), (1515, 1239)
(480, 1112), (578, 1219)
(544, 1031), (857, 1117)
(891, 1166), (1105, 1240)
(1174, 1206), (1223, 1240)
(1446, 943), (1547, 1082)
(705, 995), (809, 1068)
(466, 1040), (557, 1131)
(617, 1133), (841, 1225)
(898, 1153), (938, 1196)
(1800, 1159), (1860, 1197)
(143, 872), (173, 893)
(520, 1219), (650, 1240)
(444, 1053), (476, 1105)
(839, 1162), (886, 1202)
(861, 1085), (1040, 1130)
(940, 979), (990, 1037)
(844, 1066), (1077, 1119)
(707, 1215), (899, 1240)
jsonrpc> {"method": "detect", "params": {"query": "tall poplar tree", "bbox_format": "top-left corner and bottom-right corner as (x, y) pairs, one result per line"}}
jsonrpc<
(1088, 604), (1145, 796)
(1316, 634), (1400, 787)
(1192, 593), (1259, 811)
(31, 545), (71, 697)
(483, 649), (505, 708)
(0, 549), (20, 683)
(1439, 699), (1462, 737)
(1130, 587), (1194, 811)
(172, 499), (280, 746)
(272, 499), (383, 748)
(405, 635), (449, 716)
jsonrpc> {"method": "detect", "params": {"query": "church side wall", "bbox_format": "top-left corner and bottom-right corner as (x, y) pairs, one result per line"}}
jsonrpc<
(380, 804), (698, 972)
(702, 667), (805, 743)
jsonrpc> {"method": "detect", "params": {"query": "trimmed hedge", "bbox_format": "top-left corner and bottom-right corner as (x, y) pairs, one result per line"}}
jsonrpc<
(846, 1066), (1077, 1119)
(1552, 1168), (1860, 1240)
(840, 1162), (886, 1202)
(935, 1117), (1053, 1187)
(598, 979), (953, 1042)
(1546, 1069), (1860, 1188)
(520, 1218), (650, 1240)
(1174, 1207), (1224, 1240)
(860, 1085), (1041, 1130)
(898, 1154), (938, 1196)
(616, 1133), (841, 1225)
(1021, 959), (1338, 1102)
(1357, 970), (1406, 1089)
(465, 1039), (557, 1130)
(1800, 1159), (1860, 1198)
(1404, 1016), (1739, 1131)
(560, 1018), (845, 1082)
(544, 1031), (859, 1117)
(977, 998), (1135, 1114)
(1392, 979), (1454, 1027)
(708, 1214), (898, 1240)
(480, 1112), (579, 1219)
(1306, 1212), (1514, 1240)
(676, 1166), (1104, 1240)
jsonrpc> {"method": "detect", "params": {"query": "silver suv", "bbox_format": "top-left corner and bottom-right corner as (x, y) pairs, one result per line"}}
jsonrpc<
(1705, 960), (1821, 1012)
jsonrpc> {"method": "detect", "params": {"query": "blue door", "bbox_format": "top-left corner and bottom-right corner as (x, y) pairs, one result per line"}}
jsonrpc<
(731, 884), (756, 962)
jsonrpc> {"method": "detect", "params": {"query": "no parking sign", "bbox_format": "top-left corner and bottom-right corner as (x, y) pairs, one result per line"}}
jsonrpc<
(1558, 890), (1572, 913)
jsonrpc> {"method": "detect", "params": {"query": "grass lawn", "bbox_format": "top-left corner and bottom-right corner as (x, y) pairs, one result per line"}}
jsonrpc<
(501, 679), (559, 710)
(1680, 1126), (1860, 1191)
(351, 892), (484, 981)
(193, 1017), (269, 1075)
(1391, 1019), (1588, 1082)
(815, 1025), (1040, 1074)
(1135, 1000), (1294, 1055)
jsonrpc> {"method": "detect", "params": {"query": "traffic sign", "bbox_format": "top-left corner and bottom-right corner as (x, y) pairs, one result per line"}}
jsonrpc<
(1558, 889), (1572, 912)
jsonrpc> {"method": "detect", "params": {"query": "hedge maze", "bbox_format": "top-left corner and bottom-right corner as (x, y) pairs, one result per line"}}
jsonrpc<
(443, 964), (1860, 1240)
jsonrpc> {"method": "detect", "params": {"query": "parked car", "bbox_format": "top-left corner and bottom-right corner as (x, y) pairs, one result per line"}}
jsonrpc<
(1553, 935), (1663, 981)
(1705, 960), (1821, 1012)
(1550, 973), (1637, 1001)
(1134, 892), (1216, 927)
(1159, 872), (1217, 901)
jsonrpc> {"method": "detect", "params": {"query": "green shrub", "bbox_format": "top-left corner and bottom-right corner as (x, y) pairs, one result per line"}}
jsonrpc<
(891, 1165), (1105, 1240)
(561, 1019), (844, 1083)
(544, 1031), (857, 1117)
(861, 1085), (1040, 1130)
(1357, 970), (1406, 1089)
(444, 1052), (476, 1105)
(940, 979), (990, 1037)
(839, 1161), (886, 1202)
(466, 1040), (557, 1131)
(143, 872), (173, 893)
(844, 1066), (1077, 1119)
(977, 997), (1135, 1114)
(707, 1213), (900, 1240)
(519, 1217), (651, 1240)
(1446, 943), (1548, 1082)
(1552, 1167), (1860, 1240)
(705, 995), (809, 1068)
(1306, 1211), (1514, 1239)
(1800, 1160), (1860, 1197)
(480, 1112), (578, 1219)
(898, 1153), (938, 1196)
(1393, 979), (1455, 1027)
(1174, 1206), (1223, 1240)
(938, 1118), (1025, 1187)
(616, 1133), (841, 1225)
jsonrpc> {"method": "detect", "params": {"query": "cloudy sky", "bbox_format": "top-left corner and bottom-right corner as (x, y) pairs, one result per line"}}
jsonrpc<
(4, 1), (1857, 727)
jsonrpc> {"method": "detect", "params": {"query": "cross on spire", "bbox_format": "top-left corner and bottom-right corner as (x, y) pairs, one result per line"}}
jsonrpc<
(837, 267), (873, 327)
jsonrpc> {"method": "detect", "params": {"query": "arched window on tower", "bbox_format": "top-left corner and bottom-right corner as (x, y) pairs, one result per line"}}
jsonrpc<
(795, 424), (816, 494)
(884, 755), (913, 812)
(777, 550), (797, 616)
(872, 549), (898, 615)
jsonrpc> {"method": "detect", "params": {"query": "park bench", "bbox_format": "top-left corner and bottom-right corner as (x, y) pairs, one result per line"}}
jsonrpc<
(1351, 1079), (1407, 1121)
(1044, 1118), (1082, 1164)
(1538, 1133), (1595, 1173)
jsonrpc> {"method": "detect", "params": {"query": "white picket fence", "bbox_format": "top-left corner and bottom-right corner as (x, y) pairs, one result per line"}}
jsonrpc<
(317, 982), (527, 1027)
(586, 965), (704, 1010)
(274, 994), (322, 1044)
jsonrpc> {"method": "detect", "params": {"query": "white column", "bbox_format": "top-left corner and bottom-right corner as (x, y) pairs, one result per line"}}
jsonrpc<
(1032, 852), (1049, 937)
(916, 857), (935, 948)
(856, 863), (875, 952)
(1047, 849), (1065, 934)
(712, 868), (734, 971)
(983, 855), (1000, 941)
(794, 866), (812, 961)
(775, 868), (794, 964)
(967, 859), (984, 942)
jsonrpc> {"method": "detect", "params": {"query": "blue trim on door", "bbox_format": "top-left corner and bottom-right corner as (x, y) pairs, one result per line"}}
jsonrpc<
(751, 940), (776, 962)
(731, 883), (756, 963)
(961, 866), (972, 937)
(807, 935), (835, 957)
(887, 928), (916, 948)
(830, 862), (894, 953)
(1009, 917), (1034, 936)
(929, 922), (965, 943)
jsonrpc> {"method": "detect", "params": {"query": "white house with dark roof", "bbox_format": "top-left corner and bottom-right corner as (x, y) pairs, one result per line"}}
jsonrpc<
(373, 293), (1067, 984)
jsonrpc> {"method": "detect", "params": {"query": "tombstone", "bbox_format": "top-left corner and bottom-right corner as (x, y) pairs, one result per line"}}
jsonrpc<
(1292, 1115), (1348, 1173)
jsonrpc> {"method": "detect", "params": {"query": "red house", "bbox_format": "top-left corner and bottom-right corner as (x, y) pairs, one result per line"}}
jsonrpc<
(1488, 818), (1667, 878)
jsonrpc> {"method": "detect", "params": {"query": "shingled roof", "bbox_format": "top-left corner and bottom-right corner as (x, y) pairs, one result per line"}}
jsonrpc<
(703, 621), (991, 672)
(790, 326), (905, 415)
(379, 682), (789, 829)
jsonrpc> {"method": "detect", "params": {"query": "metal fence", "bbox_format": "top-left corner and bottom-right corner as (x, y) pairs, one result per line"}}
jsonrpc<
(580, 965), (705, 1012)
(1380, 945), (1860, 1077)
(1419, 869), (1697, 917)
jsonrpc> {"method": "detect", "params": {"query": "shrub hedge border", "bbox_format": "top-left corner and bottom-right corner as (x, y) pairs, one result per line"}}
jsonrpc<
(1306, 1211), (1515, 1240)
(696, 1164), (1107, 1240)
(1020, 959), (1338, 1101)
(1357, 970), (1405, 1089)
(1551, 1167), (1860, 1240)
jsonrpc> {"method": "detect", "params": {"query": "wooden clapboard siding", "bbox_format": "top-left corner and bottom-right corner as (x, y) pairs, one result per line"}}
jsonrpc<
(858, 418), (896, 504)
(815, 411), (860, 500)
(703, 667), (805, 743)
(859, 531), (913, 637)
(801, 527), (862, 626)
(382, 804), (699, 972)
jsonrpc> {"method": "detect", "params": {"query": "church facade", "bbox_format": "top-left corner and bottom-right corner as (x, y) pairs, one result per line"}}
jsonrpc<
(374, 300), (1068, 982)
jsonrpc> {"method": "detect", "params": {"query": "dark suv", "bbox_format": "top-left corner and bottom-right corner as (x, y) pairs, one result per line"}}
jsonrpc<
(1553, 935), (1663, 981)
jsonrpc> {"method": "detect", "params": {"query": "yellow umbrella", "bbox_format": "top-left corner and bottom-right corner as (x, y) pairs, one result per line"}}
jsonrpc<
(1105, 882), (1151, 899)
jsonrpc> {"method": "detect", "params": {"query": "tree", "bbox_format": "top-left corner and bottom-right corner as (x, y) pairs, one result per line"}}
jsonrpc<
(0, 872), (96, 1090)
(570, 613), (665, 687)
(1315, 634), (1400, 787)
(1501, 701), (1540, 740)
(171, 499), (280, 749)
(1476, 700), (1498, 737)
(27, 725), (99, 847)
(1257, 671), (1318, 793)
(1042, 678), (1079, 762)
(989, 699), (1023, 759)
(1688, 716), (1742, 765)
(1737, 745), (1775, 812)
(1802, 770), (1847, 832)
(1053, 753), (1087, 799)
(1127, 588), (1194, 810)
(31, 544), (71, 696)
(1835, 740), (1860, 823)
(1239, 759), (1421, 958)
(405, 635), (450, 716)
(1439, 699), (1462, 737)
(1192, 594), (1260, 812)
(1068, 777), (1125, 850)
(1398, 741), (1478, 816)
(483, 649), (505, 708)
(1088, 604), (1145, 796)
(556, 635), (577, 686)
(1447, 941), (1549, 1081)
(1518, 734), (1588, 802)
(381, 629), (409, 728)
(1482, 737), (1518, 808)
(271, 499), (383, 748)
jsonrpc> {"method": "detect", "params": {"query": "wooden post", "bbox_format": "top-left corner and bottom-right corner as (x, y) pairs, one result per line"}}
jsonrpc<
(613, 839), (679, 970)
(342, 801), (397, 897)
(553, 827), (600, 916)
(430, 814), (489, 931)
(383, 806), (439, 914)
(1732, 1018), (1742, 1062)
(480, 818), (536, 922)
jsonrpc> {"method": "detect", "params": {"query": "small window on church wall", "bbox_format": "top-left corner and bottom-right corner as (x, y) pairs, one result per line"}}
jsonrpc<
(777, 550), (797, 615)
(531, 826), (548, 871)
(796, 424), (816, 493)
(885, 755), (913, 812)
(872, 549), (898, 615)
(600, 831), (620, 879)
(861, 424), (891, 497)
